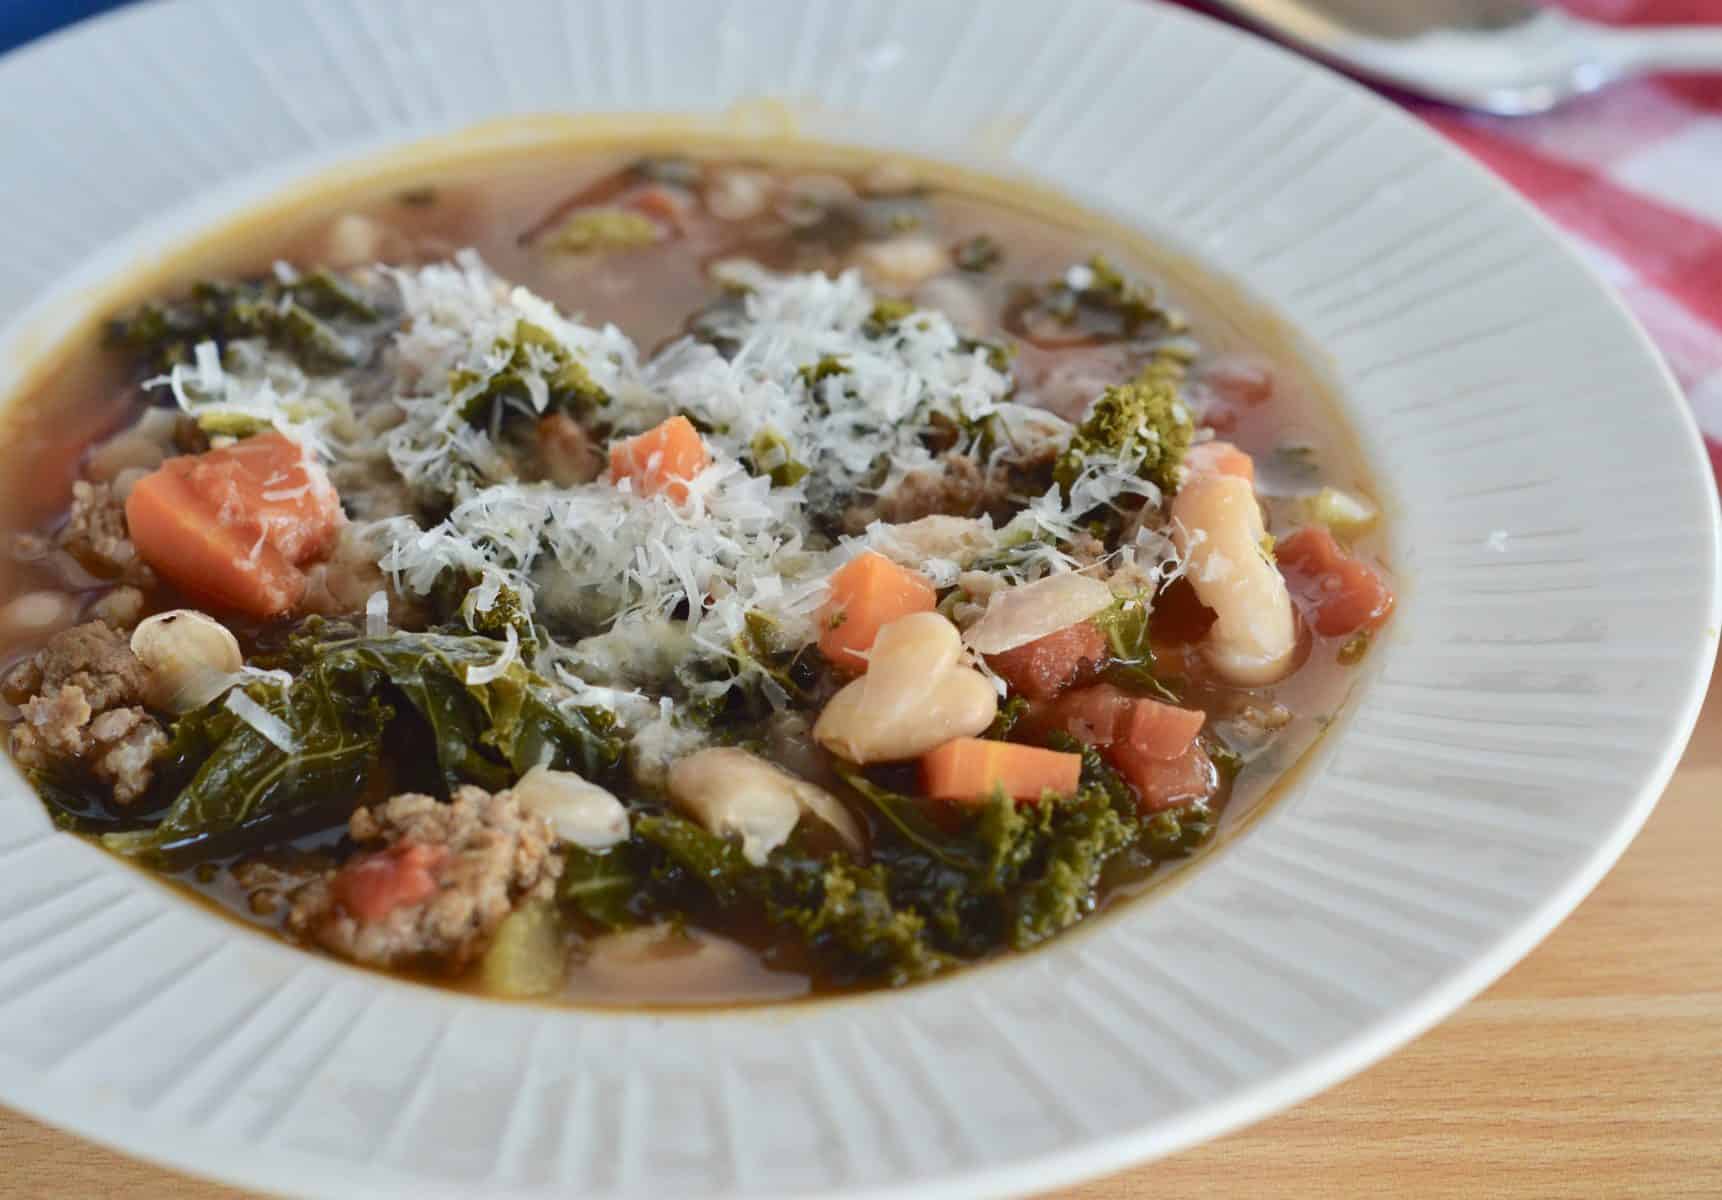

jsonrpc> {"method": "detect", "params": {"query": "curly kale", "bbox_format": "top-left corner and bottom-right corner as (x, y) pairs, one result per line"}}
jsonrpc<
(103, 675), (392, 865)
(107, 269), (385, 374)
(1054, 359), (1194, 496)
(622, 811), (949, 986)
(459, 583), (537, 648)
(452, 320), (609, 425)
(1090, 596), (1184, 703)
(747, 428), (811, 487)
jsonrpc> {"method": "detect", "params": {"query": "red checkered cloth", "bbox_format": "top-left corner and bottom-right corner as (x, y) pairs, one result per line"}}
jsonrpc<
(1424, 1), (1722, 481)
(1182, 0), (1722, 480)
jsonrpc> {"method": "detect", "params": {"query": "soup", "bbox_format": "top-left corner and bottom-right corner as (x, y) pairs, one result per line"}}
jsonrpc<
(0, 138), (1393, 1005)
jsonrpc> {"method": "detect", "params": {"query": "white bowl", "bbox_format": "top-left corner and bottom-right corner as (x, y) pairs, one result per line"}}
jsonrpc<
(0, 2), (1716, 1197)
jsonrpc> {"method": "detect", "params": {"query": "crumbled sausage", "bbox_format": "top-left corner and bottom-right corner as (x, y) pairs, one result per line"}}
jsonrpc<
(843, 452), (1011, 533)
(287, 786), (561, 972)
(58, 481), (155, 588)
(8, 620), (150, 710)
(5, 621), (164, 804)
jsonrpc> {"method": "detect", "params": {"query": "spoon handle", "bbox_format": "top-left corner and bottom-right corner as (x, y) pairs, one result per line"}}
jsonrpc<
(1591, 26), (1722, 76)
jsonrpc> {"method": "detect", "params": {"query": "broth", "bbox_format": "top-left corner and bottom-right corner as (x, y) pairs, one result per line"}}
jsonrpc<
(0, 133), (1391, 1005)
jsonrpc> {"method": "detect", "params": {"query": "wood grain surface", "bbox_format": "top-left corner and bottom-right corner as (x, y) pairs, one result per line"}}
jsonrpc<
(4, 654), (1718, 1199)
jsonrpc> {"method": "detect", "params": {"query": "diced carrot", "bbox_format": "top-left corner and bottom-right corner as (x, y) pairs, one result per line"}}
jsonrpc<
(1275, 526), (1395, 637)
(1185, 440), (1255, 482)
(817, 551), (937, 670)
(986, 620), (1108, 701)
(1036, 683), (1205, 761)
(1112, 742), (1218, 813)
(609, 415), (710, 503)
(125, 431), (343, 619)
(922, 738), (1083, 804)
(331, 843), (448, 923)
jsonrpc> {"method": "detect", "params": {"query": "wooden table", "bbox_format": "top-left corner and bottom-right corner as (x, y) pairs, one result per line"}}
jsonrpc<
(5, 659), (1719, 1199)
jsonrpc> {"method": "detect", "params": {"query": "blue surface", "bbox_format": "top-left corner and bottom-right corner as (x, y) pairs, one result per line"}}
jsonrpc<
(0, 0), (138, 55)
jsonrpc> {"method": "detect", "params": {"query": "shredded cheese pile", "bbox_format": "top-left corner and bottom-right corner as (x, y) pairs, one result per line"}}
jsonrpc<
(153, 252), (1185, 740)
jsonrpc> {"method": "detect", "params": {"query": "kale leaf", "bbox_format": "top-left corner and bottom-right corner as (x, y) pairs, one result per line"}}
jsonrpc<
(107, 270), (385, 374)
(105, 626), (623, 865)
(450, 320), (609, 425)
(307, 628), (626, 790)
(104, 675), (390, 864)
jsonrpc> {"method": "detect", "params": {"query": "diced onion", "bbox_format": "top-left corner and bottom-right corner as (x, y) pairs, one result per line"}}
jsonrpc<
(963, 572), (1114, 655)
(224, 690), (298, 754)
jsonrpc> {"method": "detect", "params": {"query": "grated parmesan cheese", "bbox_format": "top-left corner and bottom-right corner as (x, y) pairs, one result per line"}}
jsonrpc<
(165, 250), (1188, 739)
(364, 589), (390, 637)
(224, 690), (297, 754)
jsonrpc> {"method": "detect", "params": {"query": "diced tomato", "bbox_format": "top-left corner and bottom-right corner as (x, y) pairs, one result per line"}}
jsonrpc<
(330, 842), (449, 923)
(985, 620), (1108, 701)
(1119, 698), (1208, 761)
(1276, 526), (1395, 637)
(921, 738), (1083, 804)
(1033, 682), (1133, 746)
(817, 551), (937, 670)
(1037, 683), (1205, 759)
(1112, 741), (1218, 813)
(609, 415), (710, 503)
(125, 431), (344, 618)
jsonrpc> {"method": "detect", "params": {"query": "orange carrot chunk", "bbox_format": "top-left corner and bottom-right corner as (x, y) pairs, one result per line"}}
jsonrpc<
(1184, 440), (1255, 482)
(985, 621), (1108, 701)
(125, 431), (343, 619)
(609, 415), (710, 503)
(1275, 526), (1395, 637)
(817, 551), (937, 670)
(922, 738), (1083, 804)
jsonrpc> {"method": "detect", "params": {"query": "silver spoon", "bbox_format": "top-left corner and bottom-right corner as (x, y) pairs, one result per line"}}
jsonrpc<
(1207, 0), (1722, 115)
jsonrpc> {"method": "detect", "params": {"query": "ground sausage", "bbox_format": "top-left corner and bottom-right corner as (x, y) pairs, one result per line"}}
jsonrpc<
(287, 786), (561, 972)
(844, 452), (1011, 533)
(59, 481), (155, 588)
(6, 621), (164, 804)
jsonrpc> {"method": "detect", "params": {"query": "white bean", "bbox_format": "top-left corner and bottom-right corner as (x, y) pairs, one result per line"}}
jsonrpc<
(513, 765), (629, 851)
(85, 431), (165, 482)
(668, 747), (862, 865)
(1171, 474), (1299, 686)
(812, 612), (997, 763)
(320, 213), (394, 268)
(130, 609), (244, 713)
(852, 234), (950, 290)
(0, 591), (79, 640)
(703, 167), (772, 222)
